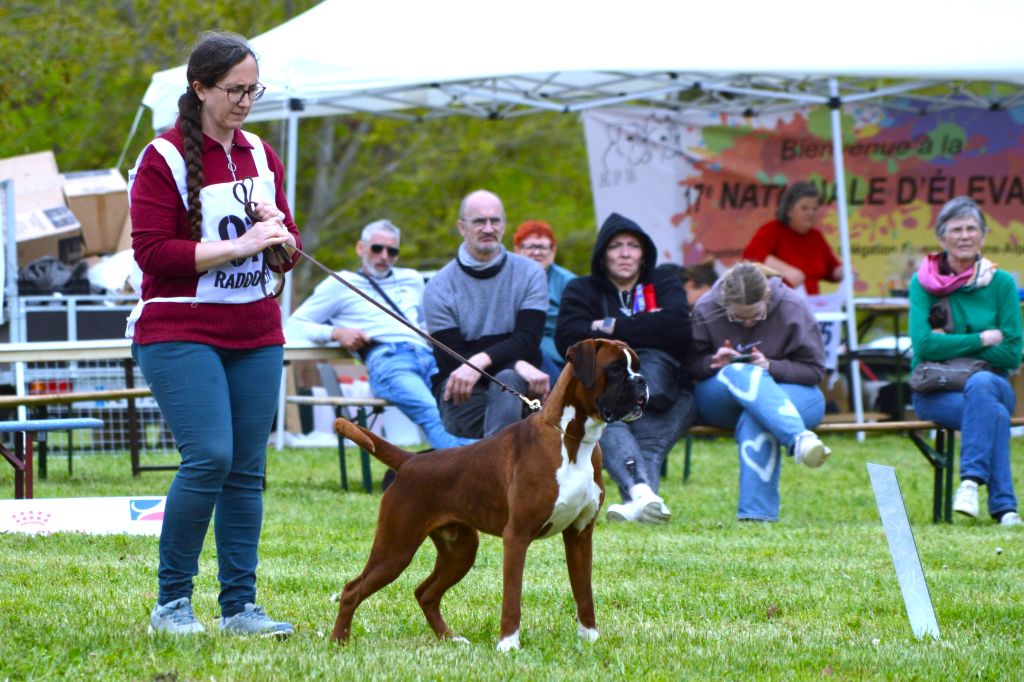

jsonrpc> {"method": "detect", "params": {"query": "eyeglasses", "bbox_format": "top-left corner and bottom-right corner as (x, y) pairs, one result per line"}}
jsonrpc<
(518, 242), (552, 253)
(463, 216), (504, 228)
(944, 223), (982, 238)
(726, 301), (768, 325)
(369, 244), (400, 258)
(212, 82), (266, 104)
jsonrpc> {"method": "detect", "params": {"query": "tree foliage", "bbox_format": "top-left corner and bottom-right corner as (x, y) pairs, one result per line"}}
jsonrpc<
(280, 112), (596, 298)
(1, 1), (320, 168)
(1, 0), (599, 303)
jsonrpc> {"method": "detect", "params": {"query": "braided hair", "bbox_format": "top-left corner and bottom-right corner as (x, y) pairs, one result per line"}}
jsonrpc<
(177, 31), (256, 240)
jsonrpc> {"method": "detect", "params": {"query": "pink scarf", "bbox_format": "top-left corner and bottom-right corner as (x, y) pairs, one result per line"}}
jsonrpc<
(915, 252), (996, 296)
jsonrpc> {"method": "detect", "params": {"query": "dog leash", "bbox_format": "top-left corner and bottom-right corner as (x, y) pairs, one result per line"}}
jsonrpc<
(282, 243), (542, 412)
(233, 178), (289, 299)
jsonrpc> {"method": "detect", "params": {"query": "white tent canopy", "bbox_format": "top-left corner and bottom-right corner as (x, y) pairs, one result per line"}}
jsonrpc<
(138, 0), (1024, 436)
(143, 0), (1024, 129)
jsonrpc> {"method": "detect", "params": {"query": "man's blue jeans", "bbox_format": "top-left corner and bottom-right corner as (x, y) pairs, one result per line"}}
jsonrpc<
(695, 363), (824, 521)
(367, 343), (474, 449)
(912, 371), (1017, 518)
(133, 342), (282, 618)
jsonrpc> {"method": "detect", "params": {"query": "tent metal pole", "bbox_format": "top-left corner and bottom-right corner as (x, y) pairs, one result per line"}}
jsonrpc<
(829, 78), (866, 436)
(275, 109), (301, 452)
(283, 107), (299, 326)
(115, 105), (146, 173)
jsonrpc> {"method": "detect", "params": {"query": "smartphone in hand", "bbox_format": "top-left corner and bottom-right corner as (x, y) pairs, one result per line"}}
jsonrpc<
(729, 353), (755, 363)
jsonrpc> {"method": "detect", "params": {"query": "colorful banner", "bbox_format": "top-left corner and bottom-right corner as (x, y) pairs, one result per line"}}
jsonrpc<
(583, 105), (1024, 296)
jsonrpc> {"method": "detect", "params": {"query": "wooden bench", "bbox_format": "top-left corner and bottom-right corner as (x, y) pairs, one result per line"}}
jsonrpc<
(286, 395), (390, 493)
(0, 388), (153, 478)
(286, 362), (393, 492)
(681, 415), (1024, 523)
(0, 418), (105, 498)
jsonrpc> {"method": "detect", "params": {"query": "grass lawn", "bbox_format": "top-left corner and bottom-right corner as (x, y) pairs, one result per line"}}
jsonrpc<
(1, 432), (1022, 680)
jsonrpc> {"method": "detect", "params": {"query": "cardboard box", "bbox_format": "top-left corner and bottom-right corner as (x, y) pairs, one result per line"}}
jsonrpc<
(15, 207), (83, 264)
(62, 168), (129, 256)
(0, 150), (84, 265)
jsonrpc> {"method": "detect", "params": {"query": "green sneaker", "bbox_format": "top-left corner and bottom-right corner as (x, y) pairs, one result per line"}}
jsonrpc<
(149, 597), (205, 635)
(220, 604), (293, 638)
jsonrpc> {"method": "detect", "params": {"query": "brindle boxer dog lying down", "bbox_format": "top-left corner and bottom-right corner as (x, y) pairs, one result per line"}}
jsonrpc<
(330, 338), (648, 651)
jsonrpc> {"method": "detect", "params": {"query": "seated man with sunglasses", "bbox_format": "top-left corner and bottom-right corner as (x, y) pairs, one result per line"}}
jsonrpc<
(286, 220), (474, 449)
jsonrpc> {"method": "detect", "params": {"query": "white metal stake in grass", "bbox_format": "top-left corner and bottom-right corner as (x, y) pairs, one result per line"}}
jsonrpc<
(867, 463), (940, 639)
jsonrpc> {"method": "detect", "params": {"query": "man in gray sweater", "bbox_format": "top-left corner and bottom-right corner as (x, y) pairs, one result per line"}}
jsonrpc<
(423, 190), (549, 439)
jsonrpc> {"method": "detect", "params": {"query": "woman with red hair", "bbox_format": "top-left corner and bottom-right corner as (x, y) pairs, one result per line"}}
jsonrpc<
(513, 220), (576, 381)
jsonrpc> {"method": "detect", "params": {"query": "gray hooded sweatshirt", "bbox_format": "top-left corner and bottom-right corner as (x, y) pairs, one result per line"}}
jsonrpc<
(686, 275), (826, 386)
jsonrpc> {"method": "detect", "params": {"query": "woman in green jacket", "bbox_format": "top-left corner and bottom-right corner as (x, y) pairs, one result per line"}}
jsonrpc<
(909, 196), (1022, 527)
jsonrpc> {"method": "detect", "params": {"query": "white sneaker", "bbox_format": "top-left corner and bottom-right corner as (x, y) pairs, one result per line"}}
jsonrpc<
(999, 511), (1022, 526)
(792, 431), (831, 468)
(953, 480), (979, 518)
(607, 503), (639, 523)
(631, 489), (671, 524)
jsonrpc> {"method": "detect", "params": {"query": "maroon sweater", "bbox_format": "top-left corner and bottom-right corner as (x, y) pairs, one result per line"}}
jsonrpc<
(129, 123), (301, 348)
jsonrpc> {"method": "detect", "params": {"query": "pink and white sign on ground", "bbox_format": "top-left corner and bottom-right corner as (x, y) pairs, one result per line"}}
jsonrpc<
(0, 496), (165, 535)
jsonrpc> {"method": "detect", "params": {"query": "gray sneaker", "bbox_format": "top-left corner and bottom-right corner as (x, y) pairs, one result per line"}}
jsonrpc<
(220, 603), (293, 638)
(149, 597), (205, 635)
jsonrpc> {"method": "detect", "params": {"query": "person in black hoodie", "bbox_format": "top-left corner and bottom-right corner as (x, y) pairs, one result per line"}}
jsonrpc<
(556, 213), (696, 524)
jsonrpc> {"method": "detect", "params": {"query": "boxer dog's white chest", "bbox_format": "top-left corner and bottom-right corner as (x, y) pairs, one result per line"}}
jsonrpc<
(540, 406), (605, 538)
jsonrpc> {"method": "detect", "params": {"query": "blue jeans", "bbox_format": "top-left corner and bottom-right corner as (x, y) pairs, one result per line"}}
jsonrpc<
(133, 342), (282, 618)
(366, 343), (474, 449)
(601, 390), (695, 502)
(694, 363), (825, 521)
(911, 371), (1017, 518)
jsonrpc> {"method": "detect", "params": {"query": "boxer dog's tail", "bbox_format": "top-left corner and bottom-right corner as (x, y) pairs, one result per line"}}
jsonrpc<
(333, 418), (411, 470)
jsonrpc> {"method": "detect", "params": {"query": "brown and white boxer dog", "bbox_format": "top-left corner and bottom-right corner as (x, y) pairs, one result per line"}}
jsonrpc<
(330, 338), (647, 650)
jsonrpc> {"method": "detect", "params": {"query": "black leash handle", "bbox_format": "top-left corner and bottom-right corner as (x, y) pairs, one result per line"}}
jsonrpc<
(233, 178), (288, 299)
(284, 243), (541, 412)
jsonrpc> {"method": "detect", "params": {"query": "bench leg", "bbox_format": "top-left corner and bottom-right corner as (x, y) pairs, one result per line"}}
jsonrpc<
(15, 437), (25, 499)
(908, 428), (956, 524)
(38, 433), (47, 479)
(939, 429), (955, 523)
(125, 359), (142, 477)
(15, 432), (35, 499)
(1, 437), (27, 499)
(334, 408), (349, 491)
(683, 435), (693, 483)
(355, 407), (373, 494)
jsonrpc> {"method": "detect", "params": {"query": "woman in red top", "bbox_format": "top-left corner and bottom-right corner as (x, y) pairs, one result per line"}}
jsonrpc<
(129, 31), (301, 637)
(742, 182), (843, 295)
